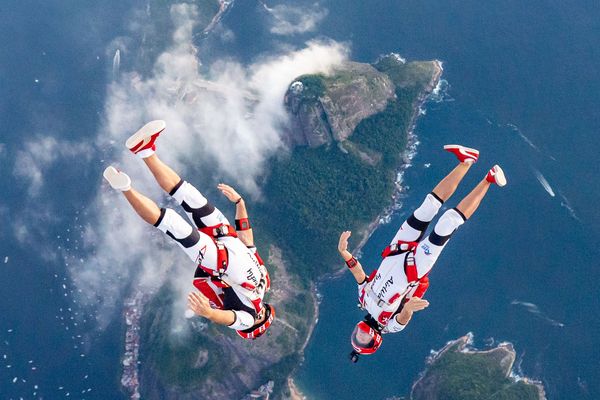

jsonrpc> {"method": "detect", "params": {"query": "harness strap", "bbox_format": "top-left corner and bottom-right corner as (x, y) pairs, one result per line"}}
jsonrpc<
(404, 253), (418, 283)
(199, 223), (238, 239)
(378, 311), (394, 325)
(367, 269), (378, 283)
(211, 279), (229, 289)
(412, 276), (429, 299)
(254, 250), (264, 266)
(199, 242), (229, 278)
(250, 298), (263, 314)
(265, 271), (271, 291)
(192, 278), (225, 309)
(382, 240), (420, 283)
(381, 240), (419, 258)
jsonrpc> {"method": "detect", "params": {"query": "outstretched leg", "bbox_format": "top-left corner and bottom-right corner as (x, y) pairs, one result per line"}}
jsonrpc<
(431, 162), (471, 202)
(455, 179), (490, 219)
(143, 154), (181, 194)
(391, 144), (478, 244)
(122, 188), (162, 225)
(414, 165), (507, 278)
(456, 165), (506, 219)
(103, 166), (218, 266)
(141, 154), (228, 228)
(126, 121), (229, 228)
(125, 120), (181, 193)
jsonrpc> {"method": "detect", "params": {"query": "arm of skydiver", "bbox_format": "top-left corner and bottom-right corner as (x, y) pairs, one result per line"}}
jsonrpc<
(188, 291), (236, 325)
(187, 291), (256, 329)
(393, 297), (430, 328)
(217, 183), (254, 247)
(338, 231), (367, 284)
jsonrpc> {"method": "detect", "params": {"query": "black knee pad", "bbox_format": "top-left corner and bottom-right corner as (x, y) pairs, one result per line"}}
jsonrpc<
(166, 225), (200, 248)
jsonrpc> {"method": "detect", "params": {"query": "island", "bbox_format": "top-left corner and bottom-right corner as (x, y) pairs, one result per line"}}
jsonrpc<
(116, 2), (445, 399)
(128, 54), (442, 399)
(409, 334), (545, 400)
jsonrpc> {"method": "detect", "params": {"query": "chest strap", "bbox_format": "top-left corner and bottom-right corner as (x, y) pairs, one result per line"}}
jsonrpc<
(199, 223), (238, 239)
(381, 240), (419, 258)
(382, 240), (421, 283)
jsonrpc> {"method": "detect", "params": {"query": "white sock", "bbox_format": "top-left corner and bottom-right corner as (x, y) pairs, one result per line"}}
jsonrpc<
(118, 182), (131, 192)
(136, 148), (155, 159)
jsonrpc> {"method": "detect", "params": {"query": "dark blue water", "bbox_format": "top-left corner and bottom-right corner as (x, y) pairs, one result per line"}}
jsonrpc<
(279, 1), (599, 399)
(0, 1), (132, 399)
(220, 0), (600, 399)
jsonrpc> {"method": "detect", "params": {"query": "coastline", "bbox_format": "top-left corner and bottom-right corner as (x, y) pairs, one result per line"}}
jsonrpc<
(333, 59), (443, 278)
(353, 60), (442, 255)
(411, 333), (547, 400)
(202, 0), (234, 34)
(285, 283), (319, 400)
(299, 285), (320, 354)
(288, 378), (307, 400)
(120, 56), (443, 399)
(288, 59), (443, 399)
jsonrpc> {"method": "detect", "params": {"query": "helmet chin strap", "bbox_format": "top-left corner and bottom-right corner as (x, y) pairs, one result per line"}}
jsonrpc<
(256, 307), (267, 323)
(363, 314), (382, 332)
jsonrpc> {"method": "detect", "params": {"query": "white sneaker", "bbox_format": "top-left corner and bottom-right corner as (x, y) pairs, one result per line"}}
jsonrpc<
(125, 120), (166, 158)
(486, 165), (507, 187)
(103, 166), (131, 191)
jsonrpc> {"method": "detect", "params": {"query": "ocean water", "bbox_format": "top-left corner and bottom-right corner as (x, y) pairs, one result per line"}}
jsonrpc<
(286, 1), (600, 399)
(1, 1), (598, 399)
(0, 2), (130, 399)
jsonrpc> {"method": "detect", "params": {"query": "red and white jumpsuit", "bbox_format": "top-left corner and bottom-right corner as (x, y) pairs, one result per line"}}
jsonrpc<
(358, 192), (466, 333)
(153, 179), (269, 331)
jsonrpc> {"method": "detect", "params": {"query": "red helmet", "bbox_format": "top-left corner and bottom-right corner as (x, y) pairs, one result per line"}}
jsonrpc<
(236, 304), (275, 340)
(350, 320), (383, 355)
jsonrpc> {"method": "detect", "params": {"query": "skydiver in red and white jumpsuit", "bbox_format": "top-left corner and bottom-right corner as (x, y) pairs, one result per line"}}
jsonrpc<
(337, 145), (507, 361)
(103, 121), (274, 340)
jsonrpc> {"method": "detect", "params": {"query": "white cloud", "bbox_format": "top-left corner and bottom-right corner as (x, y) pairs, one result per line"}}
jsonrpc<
(264, 2), (329, 36)
(13, 136), (92, 197)
(70, 3), (349, 328)
(101, 3), (346, 194)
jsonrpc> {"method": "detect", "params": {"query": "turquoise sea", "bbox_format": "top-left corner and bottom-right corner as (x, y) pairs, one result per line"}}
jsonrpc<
(1, 1), (599, 399)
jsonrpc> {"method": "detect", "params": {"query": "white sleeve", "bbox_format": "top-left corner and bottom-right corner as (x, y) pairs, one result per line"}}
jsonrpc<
(228, 310), (255, 330)
(383, 316), (407, 333)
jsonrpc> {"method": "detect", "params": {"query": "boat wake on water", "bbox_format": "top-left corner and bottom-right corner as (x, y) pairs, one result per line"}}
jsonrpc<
(557, 190), (581, 222)
(506, 123), (557, 161)
(511, 300), (565, 327)
(112, 49), (120, 80)
(532, 170), (581, 221)
(533, 169), (555, 197)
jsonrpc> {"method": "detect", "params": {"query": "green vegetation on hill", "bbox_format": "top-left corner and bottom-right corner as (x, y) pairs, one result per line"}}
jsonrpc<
(258, 145), (393, 275)
(256, 59), (437, 277)
(374, 56), (436, 89)
(412, 342), (540, 400)
(139, 286), (225, 389)
(295, 75), (327, 100)
(138, 56), (439, 399)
